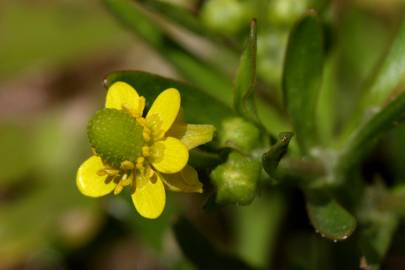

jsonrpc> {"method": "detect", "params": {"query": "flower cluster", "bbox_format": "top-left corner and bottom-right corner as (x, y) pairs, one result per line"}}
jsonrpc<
(76, 82), (215, 219)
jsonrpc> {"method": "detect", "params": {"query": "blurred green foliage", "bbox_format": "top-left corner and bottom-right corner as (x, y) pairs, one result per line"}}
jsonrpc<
(1, 0), (405, 269)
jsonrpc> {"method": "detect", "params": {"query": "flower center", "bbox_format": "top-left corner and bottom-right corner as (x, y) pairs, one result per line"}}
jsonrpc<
(87, 108), (144, 167)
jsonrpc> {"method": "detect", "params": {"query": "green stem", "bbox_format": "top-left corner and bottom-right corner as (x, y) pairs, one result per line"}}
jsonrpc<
(335, 91), (405, 183)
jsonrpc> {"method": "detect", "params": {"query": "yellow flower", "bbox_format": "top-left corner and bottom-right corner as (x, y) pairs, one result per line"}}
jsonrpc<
(76, 82), (215, 219)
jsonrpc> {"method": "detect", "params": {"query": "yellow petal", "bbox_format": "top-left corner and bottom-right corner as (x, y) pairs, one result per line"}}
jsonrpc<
(146, 88), (180, 133)
(150, 137), (188, 174)
(168, 123), (215, 150)
(131, 175), (166, 219)
(161, 165), (203, 193)
(105, 81), (145, 116)
(167, 111), (215, 149)
(76, 156), (116, 197)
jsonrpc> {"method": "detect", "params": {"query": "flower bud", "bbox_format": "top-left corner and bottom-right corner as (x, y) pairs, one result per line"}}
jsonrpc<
(218, 117), (262, 153)
(201, 0), (252, 35)
(268, 0), (307, 26)
(211, 151), (261, 205)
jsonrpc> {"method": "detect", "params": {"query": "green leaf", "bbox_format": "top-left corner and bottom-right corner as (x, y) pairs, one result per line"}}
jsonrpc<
(137, 0), (240, 64)
(233, 19), (259, 124)
(103, 0), (232, 105)
(317, 57), (337, 145)
(103, 0), (289, 138)
(137, 0), (216, 40)
(235, 192), (286, 268)
(262, 132), (294, 177)
(282, 11), (324, 153)
(173, 216), (253, 270)
(362, 18), (405, 110)
(336, 91), (405, 181)
(341, 18), (405, 141)
(306, 192), (356, 241)
(104, 70), (235, 128)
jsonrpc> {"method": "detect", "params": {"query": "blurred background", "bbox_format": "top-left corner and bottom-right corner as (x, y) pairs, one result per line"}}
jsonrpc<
(0, 0), (404, 269)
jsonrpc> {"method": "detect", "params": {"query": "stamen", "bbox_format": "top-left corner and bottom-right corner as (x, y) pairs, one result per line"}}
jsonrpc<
(113, 183), (124, 195)
(143, 131), (151, 142)
(150, 143), (164, 159)
(142, 146), (150, 157)
(105, 175), (115, 184)
(152, 129), (164, 141)
(104, 169), (119, 176)
(149, 170), (158, 183)
(121, 176), (132, 186)
(122, 104), (138, 118)
(136, 174), (149, 188)
(136, 157), (145, 169)
(136, 117), (147, 127)
(97, 169), (107, 176)
(137, 97), (146, 116)
(146, 166), (154, 178)
(121, 160), (134, 170)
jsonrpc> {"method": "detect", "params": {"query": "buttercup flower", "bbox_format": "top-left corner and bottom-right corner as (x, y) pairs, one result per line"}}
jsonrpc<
(76, 82), (215, 219)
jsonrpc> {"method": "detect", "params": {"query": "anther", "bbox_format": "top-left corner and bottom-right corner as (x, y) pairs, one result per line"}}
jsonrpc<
(143, 131), (151, 142)
(142, 146), (150, 156)
(136, 157), (145, 169)
(121, 176), (132, 186)
(136, 118), (147, 127)
(148, 167), (155, 178)
(121, 160), (134, 170)
(104, 169), (119, 176)
(97, 169), (107, 176)
(152, 129), (164, 140)
(113, 184), (124, 195)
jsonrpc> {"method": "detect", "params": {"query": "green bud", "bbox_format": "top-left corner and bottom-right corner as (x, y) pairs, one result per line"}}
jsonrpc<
(211, 151), (261, 205)
(268, 0), (307, 26)
(218, 117), (261, 153)
(87, 108), (144, 167)
(201, 0), (252, 35)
